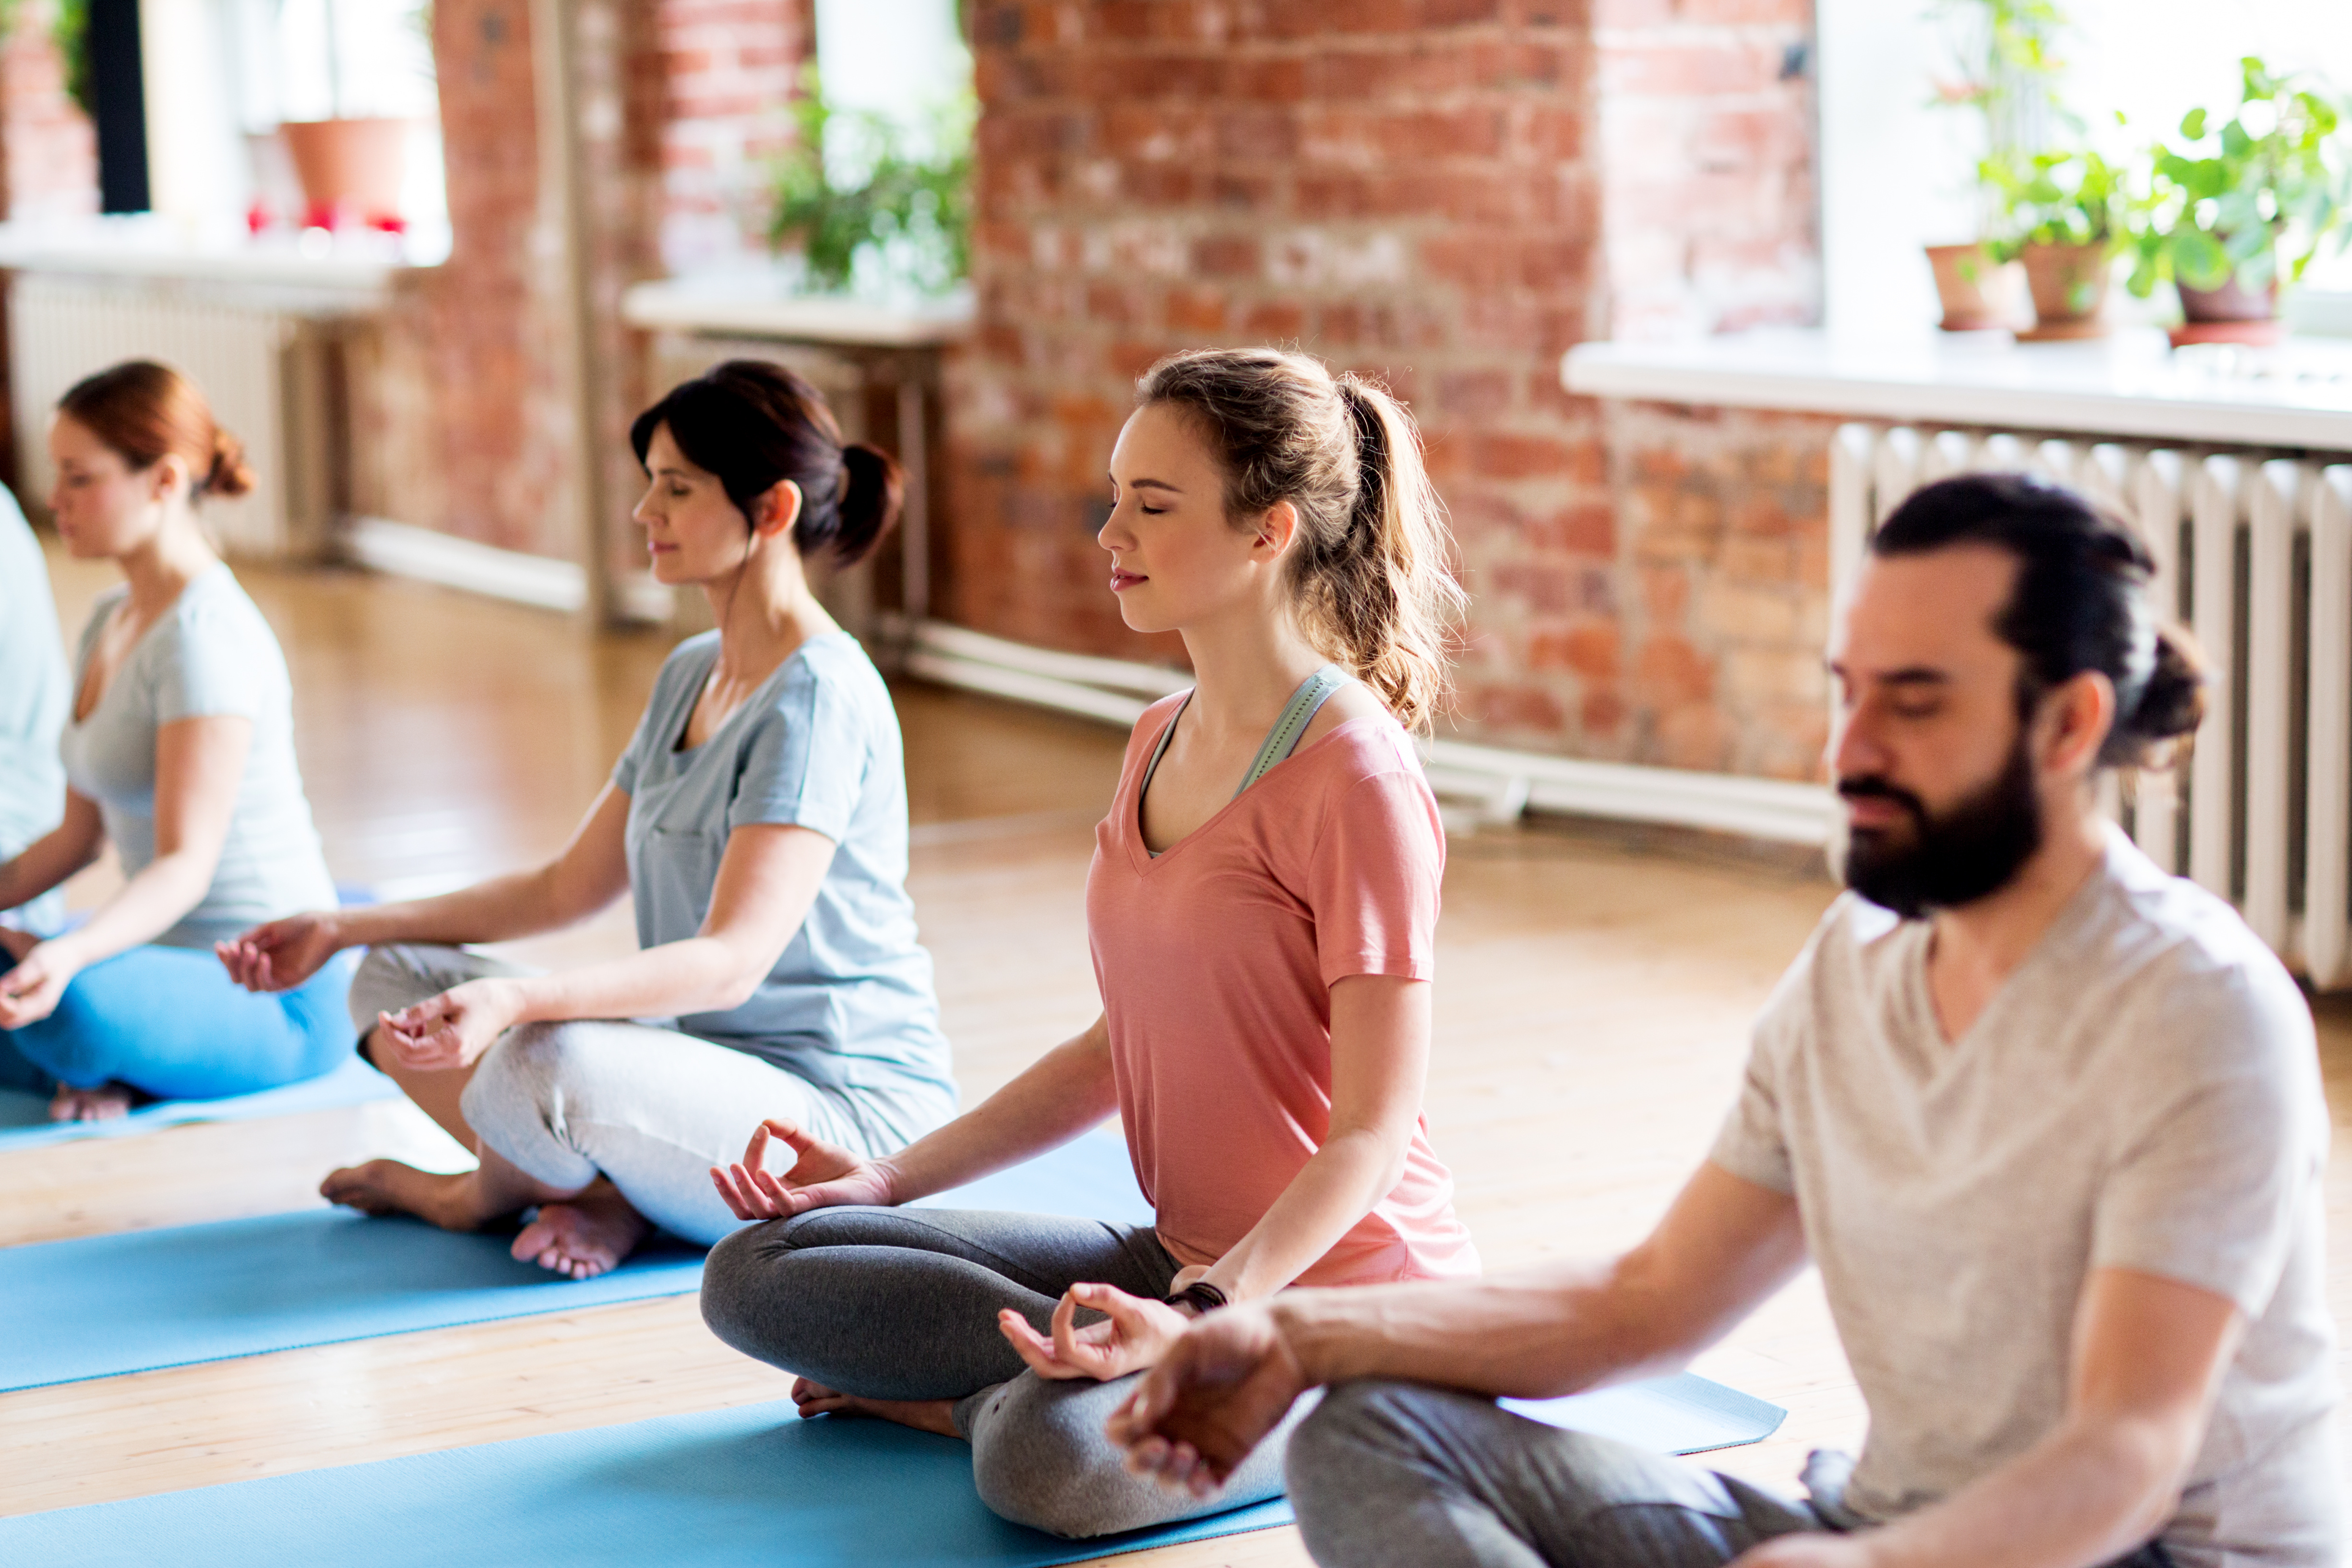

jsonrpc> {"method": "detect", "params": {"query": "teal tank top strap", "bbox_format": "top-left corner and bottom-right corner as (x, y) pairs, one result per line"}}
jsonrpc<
(1234, 664), (1354, 797)
(1137, 691), (1192, 800)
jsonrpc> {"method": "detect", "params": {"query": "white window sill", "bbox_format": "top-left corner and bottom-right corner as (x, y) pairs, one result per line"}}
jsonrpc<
(621, 275), (974, 348)
(0, 219), (436, 307)
(1564, 327), (2352, 452)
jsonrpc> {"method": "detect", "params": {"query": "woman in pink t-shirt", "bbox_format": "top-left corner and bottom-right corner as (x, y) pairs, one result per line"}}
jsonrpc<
(699, 347), (1479, 1538)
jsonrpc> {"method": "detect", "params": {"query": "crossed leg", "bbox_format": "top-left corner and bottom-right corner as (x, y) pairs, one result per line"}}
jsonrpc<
(320, 1023), (649, 1280)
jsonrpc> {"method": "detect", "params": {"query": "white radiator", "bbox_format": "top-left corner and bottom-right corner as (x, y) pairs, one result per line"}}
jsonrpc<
(7, 273), (339, 561)
(1831, 423), (2352, 989)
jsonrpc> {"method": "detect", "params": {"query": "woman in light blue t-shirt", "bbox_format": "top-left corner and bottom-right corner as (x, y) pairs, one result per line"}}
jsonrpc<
(224, 361), (957, 1280)
(0, 362), (349, 1121)
(0, 484), (71, 940)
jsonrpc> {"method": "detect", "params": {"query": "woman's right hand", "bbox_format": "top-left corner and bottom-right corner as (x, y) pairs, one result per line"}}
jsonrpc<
(217, 911), (345, 992)
(710, 1118), (895, 1221)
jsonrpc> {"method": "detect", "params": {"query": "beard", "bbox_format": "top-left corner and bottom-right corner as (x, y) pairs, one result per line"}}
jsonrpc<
(1840, 734), (2043, 920)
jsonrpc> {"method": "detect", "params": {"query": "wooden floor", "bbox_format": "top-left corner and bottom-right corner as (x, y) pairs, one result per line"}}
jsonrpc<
(9, 551), (2350, 1564)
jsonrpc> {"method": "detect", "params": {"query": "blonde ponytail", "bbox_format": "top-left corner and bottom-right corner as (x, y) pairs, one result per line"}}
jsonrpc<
(1135, 348), (1464, 730)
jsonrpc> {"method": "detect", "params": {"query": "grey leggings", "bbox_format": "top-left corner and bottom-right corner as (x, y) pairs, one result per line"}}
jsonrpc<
(1285, 1381), (2177, 1568)
(701, 1204), (1314, 1539)
(353, 944), (953, 1246)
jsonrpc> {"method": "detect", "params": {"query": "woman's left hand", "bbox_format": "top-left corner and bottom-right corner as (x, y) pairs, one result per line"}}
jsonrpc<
(0, 939), (80, 1028)
(999, 1281), (1195, 1383)
(374, 978), (522, 1071)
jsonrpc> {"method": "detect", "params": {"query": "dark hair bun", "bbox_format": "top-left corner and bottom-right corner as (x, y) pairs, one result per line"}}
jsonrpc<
(834, 442), (902, 566)
(2122, 626), (2207, 756)
(204, 427), (255, 499)
(630, 359), (895, 565)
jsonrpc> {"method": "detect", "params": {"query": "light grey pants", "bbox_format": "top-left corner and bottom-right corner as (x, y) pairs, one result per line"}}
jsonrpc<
(351, 943), (952, 1246)
(1285, 1381), (2178, 1568)
(700, 1203), (1315, 1539)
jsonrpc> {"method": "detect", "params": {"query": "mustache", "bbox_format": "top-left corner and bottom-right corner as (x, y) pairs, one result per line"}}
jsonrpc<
(1838, 775), (1927, 825)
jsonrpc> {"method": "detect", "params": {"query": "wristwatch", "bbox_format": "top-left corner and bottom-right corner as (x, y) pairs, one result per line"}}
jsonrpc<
(1163, 1281), (1230, 1316)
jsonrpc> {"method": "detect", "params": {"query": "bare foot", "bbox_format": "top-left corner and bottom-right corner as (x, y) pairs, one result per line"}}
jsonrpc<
(510, 1180), (650, 1280)
(49, 1084), (135, 1122)
(321, 1159), (510, 1232)
(791, 1377), (963, 1438)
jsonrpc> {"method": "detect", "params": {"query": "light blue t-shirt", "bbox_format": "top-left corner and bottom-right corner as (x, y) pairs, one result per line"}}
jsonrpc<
(0, 489), (68, 934)
(612, 630), (955, 1131)
(60, 564), (338, 948)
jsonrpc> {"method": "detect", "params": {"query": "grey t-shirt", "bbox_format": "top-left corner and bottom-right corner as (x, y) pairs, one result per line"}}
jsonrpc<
(0, 489), (68, 933)
(60, 565), (337, 948)
(612, 630), (955, 1133)
(1711, 829), (2339, 1567)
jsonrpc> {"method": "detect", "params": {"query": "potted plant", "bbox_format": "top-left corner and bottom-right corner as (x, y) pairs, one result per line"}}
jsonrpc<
(1922, 0), (2073, 331)
(2125, 57), (2352, 346)
(1984, 146), (2131, 338)
(770, 71), (972, 299)
(277, 0), (425, 231)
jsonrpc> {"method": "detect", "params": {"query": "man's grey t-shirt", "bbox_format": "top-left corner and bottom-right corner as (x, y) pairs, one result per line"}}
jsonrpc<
(0, 490), (68, 933)
(61, 565), (337, 948)
(1711, 829), (2339, 1566)
(612, 630), (955, 1136)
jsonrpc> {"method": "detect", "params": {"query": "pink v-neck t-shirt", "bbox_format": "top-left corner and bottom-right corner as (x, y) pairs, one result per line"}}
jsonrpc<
(1086, 694), (1479, 1287)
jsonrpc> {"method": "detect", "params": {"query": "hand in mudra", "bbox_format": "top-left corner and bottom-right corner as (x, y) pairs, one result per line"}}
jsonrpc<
(372, 979), (518, 1071)
(0, 941), (75, 1028)
(217, 911), (343, 992)
(1105, 1303), (1310, 1497)
(999, 1281), (1193, 1384)
(710, 1119), (895, 1221)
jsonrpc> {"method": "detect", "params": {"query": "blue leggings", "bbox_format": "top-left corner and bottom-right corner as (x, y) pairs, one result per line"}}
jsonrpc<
(0, 944), (356, 1101)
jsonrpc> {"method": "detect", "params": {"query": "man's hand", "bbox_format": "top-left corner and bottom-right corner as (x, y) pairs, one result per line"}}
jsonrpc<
(1105, 1302), (1310, 1497)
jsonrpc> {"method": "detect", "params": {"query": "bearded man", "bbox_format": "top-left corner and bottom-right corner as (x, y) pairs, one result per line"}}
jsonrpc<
(1106, 472), (2340, 1568)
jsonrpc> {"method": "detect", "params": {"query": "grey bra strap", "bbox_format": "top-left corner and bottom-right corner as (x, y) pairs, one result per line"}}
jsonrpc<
(1138, 692), (1191, 802)
(1136, 665), (1356, 842)
(1236, 664), (1353, 796)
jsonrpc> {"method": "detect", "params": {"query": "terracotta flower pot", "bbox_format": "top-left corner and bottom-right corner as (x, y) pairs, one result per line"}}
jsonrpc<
(2171, 273), (2283, 346)
(1924, 242), (2022, 332)
(2018, 240), (2113, 340)
(280, 118), (410, 229)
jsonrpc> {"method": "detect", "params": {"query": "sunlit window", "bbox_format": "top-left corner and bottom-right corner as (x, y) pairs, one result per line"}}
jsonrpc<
(135, 0), (446, 255)
(1819, 0), (2352, 336)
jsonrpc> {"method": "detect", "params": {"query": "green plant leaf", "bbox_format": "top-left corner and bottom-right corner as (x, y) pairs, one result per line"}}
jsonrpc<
(2172, 228), (2232, 288)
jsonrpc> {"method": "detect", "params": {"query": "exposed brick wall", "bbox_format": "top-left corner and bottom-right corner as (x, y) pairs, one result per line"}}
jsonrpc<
(355, 0), (808, 562)
(354, 0), (573, 556)
(653, 0), (808, 272)
(0, 0), (98, 222)
(944, 0), (1826, 778)
(1591, 401), (1831, 776)
(1594, 0), (1818, 342)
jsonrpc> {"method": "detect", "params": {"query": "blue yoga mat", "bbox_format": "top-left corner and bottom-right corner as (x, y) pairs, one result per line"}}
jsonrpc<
(0, 1126), (1146, 1393)
(1504, 1373), (1786, 1455)
(0, 1053), (401, 1152)
(0, 1400), (1292, 1568)
(0, 1378), (1784, 1567)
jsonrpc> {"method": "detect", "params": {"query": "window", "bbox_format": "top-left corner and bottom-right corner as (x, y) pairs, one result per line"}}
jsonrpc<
(1818, 0), (2352, 338)
(812, 0), (971, 163)
(136, 0), (446, 254)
